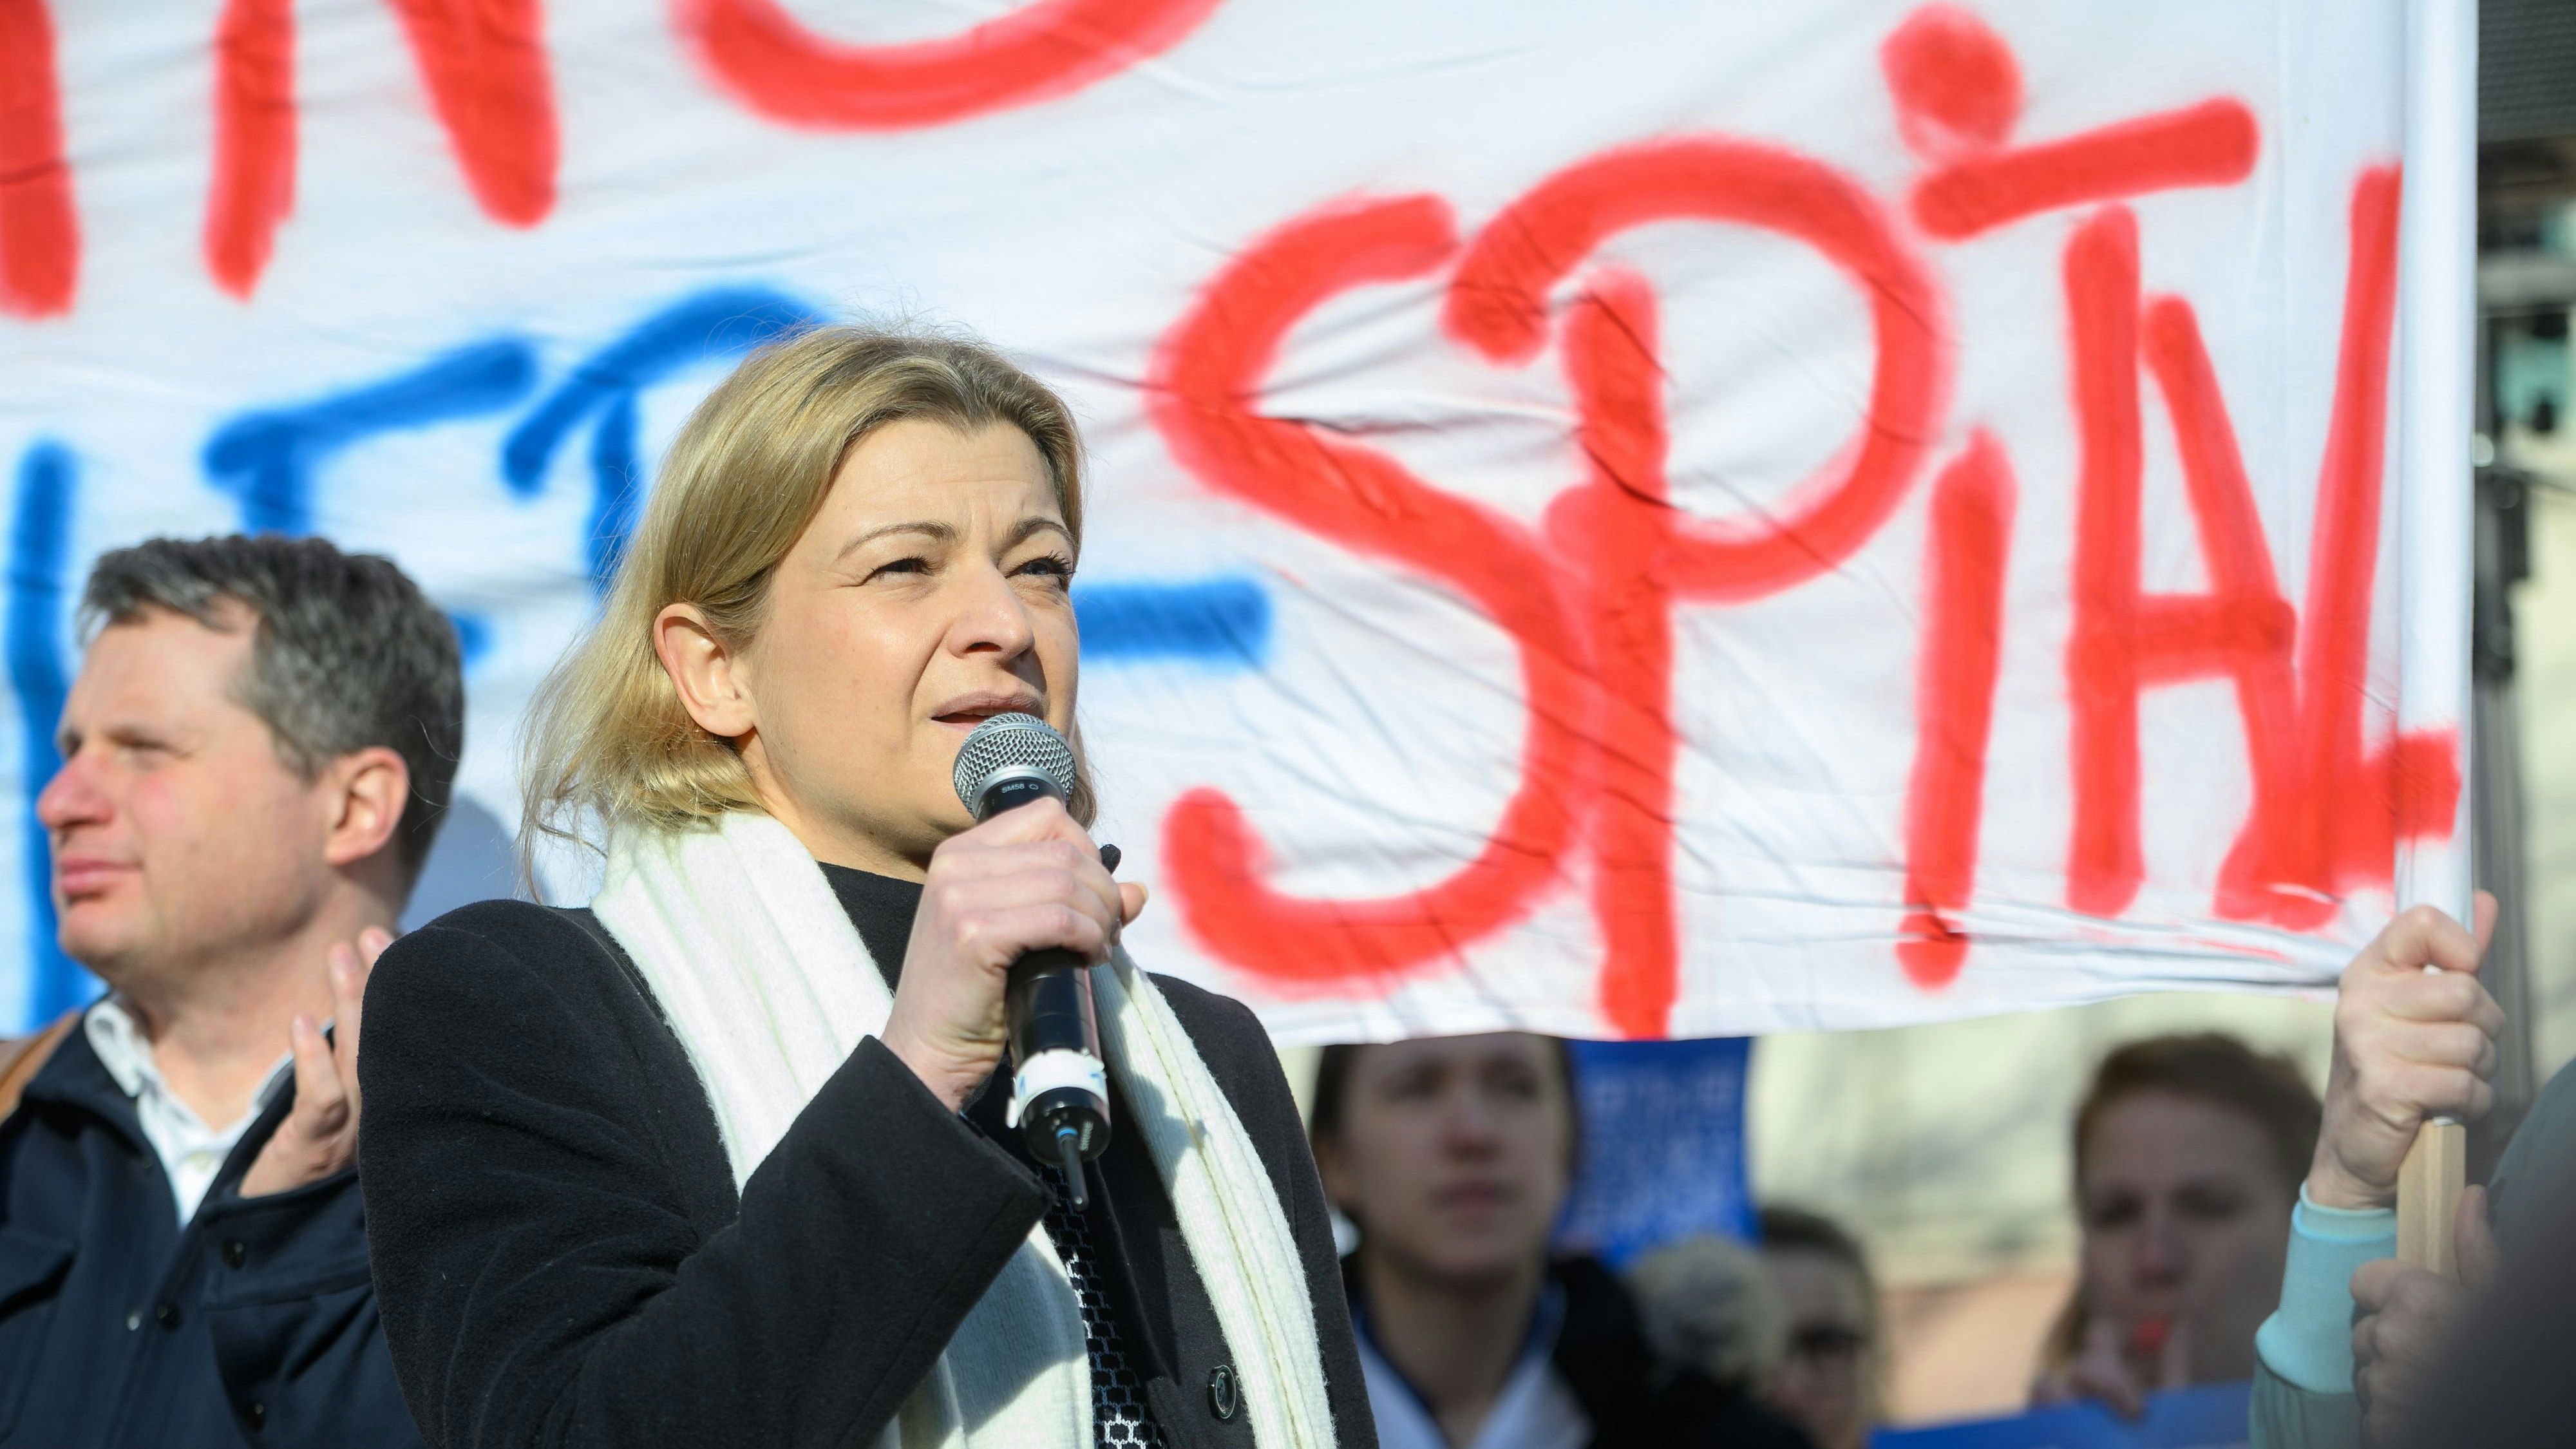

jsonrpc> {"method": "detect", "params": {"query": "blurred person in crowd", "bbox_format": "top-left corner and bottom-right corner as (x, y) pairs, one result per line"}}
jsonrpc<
(1627, 1233), (1788, 1393)
(1311, 1033), (1811, 1449)
(2249, 895), (2576, 1448)
(0, 536), (459, 1446)
(1754, 1206), (1883, 1449)
(2031, 1033), (2322, 1416)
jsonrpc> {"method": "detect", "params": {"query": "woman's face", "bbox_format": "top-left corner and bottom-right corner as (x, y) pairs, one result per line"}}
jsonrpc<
(1314, 1034), (1574, 1290)
(716, 418), (1078, 875)
(2075, 1090), (2295, 1383)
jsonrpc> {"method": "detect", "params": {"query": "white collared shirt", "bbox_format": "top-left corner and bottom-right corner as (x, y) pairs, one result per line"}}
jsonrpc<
(1355, 1286), (1591, 1449)
(83, 998), (293, 1226)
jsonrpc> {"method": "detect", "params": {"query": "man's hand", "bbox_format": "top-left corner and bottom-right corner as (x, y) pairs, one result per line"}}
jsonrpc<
(2350, 1186), (2500, 1445)
(241, 927), (391, 1197)
(2306, 896), (2503, 1211)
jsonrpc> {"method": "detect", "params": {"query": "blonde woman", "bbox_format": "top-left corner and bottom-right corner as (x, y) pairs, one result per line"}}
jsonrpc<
(355, 326), (1369, 1449)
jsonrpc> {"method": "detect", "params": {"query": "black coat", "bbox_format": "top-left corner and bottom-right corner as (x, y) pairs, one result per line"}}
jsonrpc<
(357, 893), (1375, 1449)
(0, 1022), (421, 1448)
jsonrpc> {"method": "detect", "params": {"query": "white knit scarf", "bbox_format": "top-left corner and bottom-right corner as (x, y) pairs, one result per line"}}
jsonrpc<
(589, 811), (1337, 1449)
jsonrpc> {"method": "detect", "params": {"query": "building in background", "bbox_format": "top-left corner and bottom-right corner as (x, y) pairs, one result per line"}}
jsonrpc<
(2483, 0), (2576, 1103)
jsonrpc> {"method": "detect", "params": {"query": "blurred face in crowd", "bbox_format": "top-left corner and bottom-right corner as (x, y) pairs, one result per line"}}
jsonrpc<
(1760, 1247), (1880, 1449)
(39, 607), (343, 992)
(1315, 1034), (1575, 1288)
(689, 419), (1081, 875)
(2075, 1089), (2295, 1383)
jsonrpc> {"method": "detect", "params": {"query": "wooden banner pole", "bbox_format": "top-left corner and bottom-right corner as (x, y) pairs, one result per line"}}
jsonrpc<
(2396, 1121), (2467, 1274)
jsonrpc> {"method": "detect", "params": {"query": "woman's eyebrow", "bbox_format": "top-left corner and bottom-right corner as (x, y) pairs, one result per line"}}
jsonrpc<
(831, 520), (957, 564)
(1003, 517), (1072, 549)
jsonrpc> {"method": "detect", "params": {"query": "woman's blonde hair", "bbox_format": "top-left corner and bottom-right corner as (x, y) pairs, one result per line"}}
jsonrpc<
(519, 322), (1094, 877)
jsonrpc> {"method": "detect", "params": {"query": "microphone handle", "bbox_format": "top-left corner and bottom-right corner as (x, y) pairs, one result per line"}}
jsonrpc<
(1005, 946), (1111, 1190)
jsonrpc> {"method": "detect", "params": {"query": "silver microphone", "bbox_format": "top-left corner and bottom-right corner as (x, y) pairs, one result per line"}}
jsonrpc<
(951, 713), (1110, 1206)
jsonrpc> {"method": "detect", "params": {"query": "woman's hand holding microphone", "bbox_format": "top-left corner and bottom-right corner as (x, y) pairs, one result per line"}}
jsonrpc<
(880, 796), (1148, 1112)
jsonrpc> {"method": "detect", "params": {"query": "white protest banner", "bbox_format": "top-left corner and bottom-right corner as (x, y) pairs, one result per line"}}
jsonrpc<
(0, 0), (2470, 1043)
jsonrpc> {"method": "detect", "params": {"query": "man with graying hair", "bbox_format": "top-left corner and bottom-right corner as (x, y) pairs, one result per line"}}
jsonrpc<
(0, 535), (457, 1446)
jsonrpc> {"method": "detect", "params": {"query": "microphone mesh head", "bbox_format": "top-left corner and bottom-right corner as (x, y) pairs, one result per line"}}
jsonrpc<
(952, 712), (1077, 816)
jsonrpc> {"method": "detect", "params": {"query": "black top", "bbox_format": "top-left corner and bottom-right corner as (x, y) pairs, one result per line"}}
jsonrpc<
(356, 872), (1375, 1449)
(820, 863), (922, 990)
(0, 1023), (420, 1448)
(1349, 1255), (1814, 1449)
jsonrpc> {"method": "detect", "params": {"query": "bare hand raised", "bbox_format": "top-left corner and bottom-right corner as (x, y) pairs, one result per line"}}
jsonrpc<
(2306, 896), (2503, 1211)
(880, 797), (1147, 1112)
(241, 927), (391, 1197)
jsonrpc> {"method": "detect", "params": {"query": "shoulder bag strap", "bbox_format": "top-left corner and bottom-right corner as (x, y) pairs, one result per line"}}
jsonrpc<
(0, 1009), (83, 1124)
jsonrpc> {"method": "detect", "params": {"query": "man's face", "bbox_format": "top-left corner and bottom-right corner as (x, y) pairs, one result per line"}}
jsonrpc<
(39, 607), (337, 990)
(1316, 1034), (1575, 1289)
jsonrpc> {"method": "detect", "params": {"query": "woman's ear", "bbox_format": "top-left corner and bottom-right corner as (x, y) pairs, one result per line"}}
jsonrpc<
(654, 603), (757, 741)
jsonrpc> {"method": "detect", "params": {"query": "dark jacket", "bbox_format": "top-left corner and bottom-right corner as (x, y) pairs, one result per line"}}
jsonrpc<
(357, 895), (1375, 1449)
(1352, 1255), (1812, 1449)
(0, 1018), (422, 1448)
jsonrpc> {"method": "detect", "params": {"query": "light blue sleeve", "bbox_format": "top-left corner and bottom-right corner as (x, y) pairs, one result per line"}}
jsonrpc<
(2251, 1361), (2363, 1449)
(2252, 1187), (2396, 1394)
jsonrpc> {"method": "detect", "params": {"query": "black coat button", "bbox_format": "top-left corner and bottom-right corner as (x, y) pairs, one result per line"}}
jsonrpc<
(155, 1303), (182, 1329)
(222, 1239), (247, 1269)
(1207, 1364), (1238, 1422)
(242, 1399), (266, 1430)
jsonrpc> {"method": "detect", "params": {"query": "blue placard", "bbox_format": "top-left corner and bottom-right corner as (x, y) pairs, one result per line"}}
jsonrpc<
(1554, 1036), (1755, 1265)
(1871, 1381), (2252, 1449)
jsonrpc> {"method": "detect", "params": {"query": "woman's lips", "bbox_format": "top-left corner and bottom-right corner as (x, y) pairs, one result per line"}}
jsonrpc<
(930, 694), (1045, 729)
